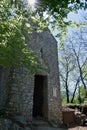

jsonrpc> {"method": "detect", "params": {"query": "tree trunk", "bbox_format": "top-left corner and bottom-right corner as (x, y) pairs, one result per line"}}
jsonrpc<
(71, 77), (80, 103)
(77, 57), (87, 89)
(65, 80), (70, 103)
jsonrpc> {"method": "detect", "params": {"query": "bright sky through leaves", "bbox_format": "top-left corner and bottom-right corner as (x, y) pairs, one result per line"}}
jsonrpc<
(27, 0), (36, 8)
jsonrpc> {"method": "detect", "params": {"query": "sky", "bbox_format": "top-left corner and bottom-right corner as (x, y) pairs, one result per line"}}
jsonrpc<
(52, 9), (87, 48)
(68, 10), (82, 22)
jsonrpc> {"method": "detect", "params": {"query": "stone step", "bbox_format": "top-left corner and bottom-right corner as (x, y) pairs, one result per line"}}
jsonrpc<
(32, 118), (49, 126)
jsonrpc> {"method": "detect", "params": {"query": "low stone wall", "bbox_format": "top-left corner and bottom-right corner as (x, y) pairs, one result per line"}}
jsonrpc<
(62, 107), (75, 124)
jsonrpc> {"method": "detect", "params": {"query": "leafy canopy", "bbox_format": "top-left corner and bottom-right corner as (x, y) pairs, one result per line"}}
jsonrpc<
(0, 0), (44, 73)
(1, 0), (87, 72)
(37, 0), (87, 43)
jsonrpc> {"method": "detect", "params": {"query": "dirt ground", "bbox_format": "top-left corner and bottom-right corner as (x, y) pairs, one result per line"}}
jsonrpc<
(67, 123), (87, 130)
(68, 126), (87, 130)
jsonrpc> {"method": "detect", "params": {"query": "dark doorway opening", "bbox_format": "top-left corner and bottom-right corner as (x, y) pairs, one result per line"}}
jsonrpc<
(33, 75), (48, 119)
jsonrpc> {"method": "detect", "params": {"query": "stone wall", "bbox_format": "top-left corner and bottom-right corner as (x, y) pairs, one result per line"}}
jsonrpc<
(0, 117), (31, 130)
(27, 31), (62, 121)
(8, 67), (34, 122)
(0, 31), (62, 123)
(0, 68), (11, 111)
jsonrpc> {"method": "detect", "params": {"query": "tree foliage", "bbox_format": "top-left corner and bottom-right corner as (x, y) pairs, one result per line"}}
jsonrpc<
(1, 0), (87, 73)
(39, 0), (87, 14)
(0, 0), (43, 73)
(39, 0), (87, 43)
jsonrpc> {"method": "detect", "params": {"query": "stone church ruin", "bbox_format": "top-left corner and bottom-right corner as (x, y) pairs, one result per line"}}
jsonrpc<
(0, 31), (62, 124)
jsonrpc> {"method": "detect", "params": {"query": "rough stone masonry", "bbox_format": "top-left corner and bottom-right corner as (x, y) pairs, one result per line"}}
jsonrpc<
(0, 31), (62, 124)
